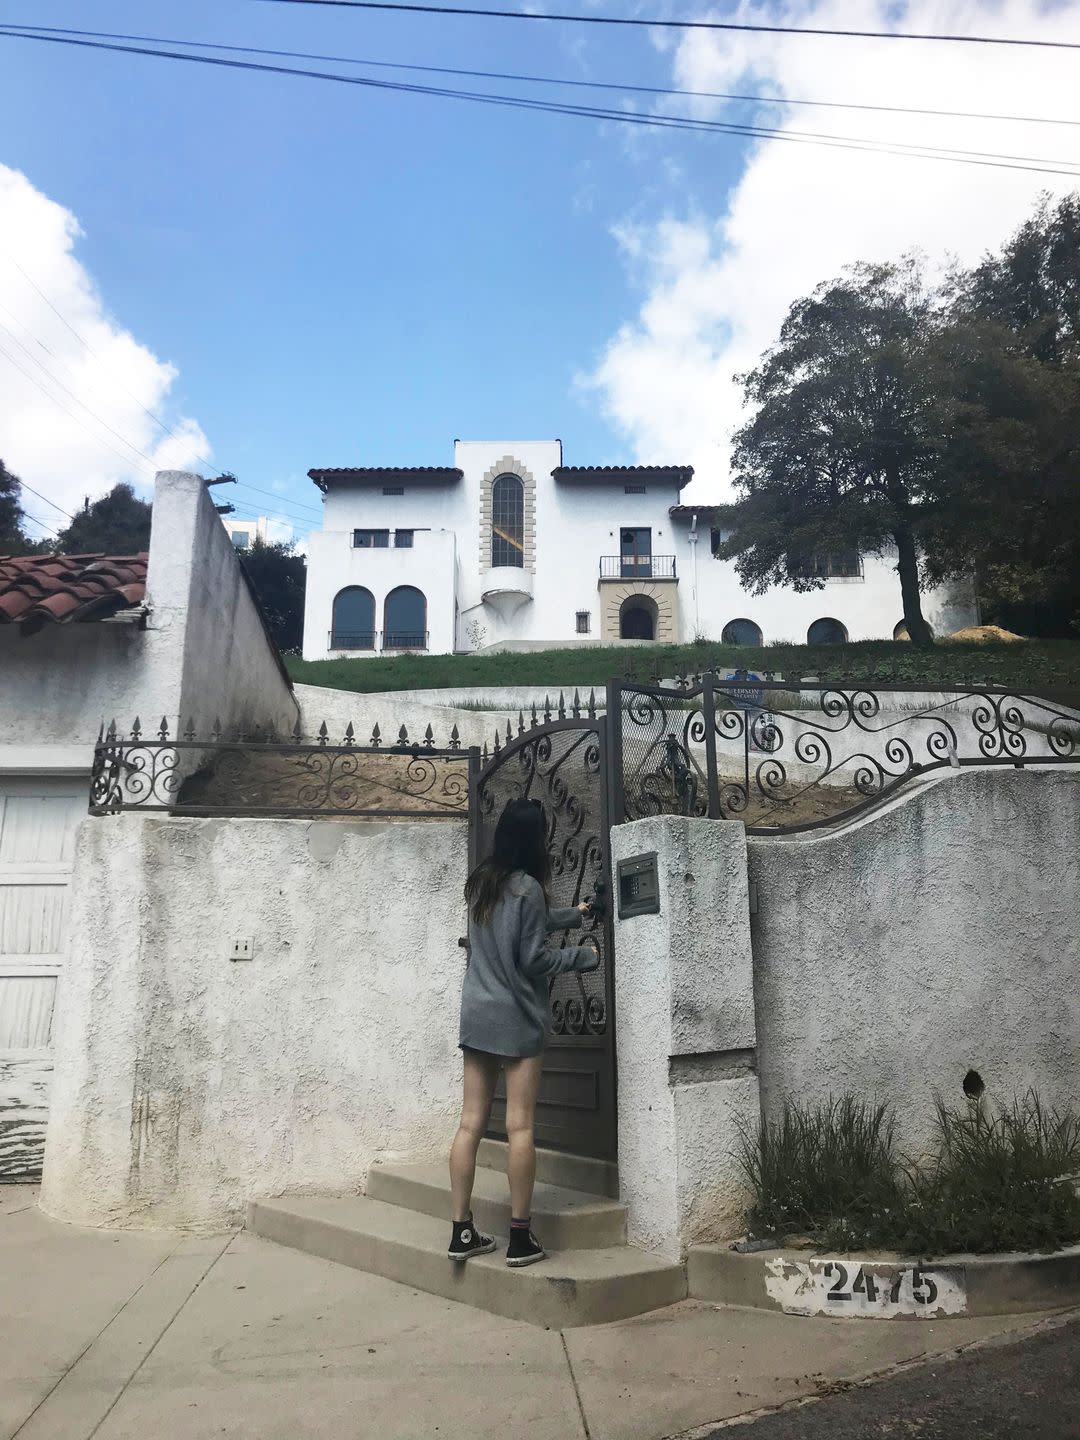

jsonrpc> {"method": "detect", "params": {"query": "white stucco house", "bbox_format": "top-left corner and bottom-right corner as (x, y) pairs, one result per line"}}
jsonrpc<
(301, 439), (974, 661)
(0, 471), (298, 1181)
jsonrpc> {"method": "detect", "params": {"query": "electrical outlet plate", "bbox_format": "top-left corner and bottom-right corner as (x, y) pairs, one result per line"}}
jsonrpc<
(230, 937), (255, 961)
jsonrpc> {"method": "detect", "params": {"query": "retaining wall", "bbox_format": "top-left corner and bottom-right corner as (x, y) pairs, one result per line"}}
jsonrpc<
(41, 814), (467, 1229)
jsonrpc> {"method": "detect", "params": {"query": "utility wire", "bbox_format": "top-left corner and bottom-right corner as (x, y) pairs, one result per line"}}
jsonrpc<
(0, 336), (158, 476)
(18, 480), (75, 520)
(0, 317), (162, 470)
(2, 254), (319, 522)
(249, 0), (1080, 51)
(4, 30), (1078, 176)
(4, 21), (1077, 129)
(1, 249), (226, 479)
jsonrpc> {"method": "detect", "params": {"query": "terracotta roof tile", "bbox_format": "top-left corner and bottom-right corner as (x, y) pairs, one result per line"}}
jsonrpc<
(0, 552), (148, 628)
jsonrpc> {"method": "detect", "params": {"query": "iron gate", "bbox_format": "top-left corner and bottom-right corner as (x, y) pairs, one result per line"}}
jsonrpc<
(467, 696), (616, 1162)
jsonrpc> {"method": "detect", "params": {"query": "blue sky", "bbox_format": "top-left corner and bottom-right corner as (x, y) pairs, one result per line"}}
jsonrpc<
(0, 0), (750, 537)
(2, 1), (1077, 543)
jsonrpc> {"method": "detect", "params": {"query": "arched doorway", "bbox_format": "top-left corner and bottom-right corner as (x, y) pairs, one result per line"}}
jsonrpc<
(721, 618), (763, 647)
(331, 586), (376, 649)
(807, 617), (848, 645)
(384, 586), (428, 649)
(619, 595), (658, 640)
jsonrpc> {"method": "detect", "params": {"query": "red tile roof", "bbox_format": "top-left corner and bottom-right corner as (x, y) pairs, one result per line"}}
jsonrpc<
(0, 553), (148, 626)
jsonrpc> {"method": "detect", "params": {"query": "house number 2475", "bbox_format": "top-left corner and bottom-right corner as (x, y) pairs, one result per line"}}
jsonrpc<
(824, 1262), (938, 1306)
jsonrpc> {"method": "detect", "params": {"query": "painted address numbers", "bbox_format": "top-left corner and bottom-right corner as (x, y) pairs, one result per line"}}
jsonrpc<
(764, 1257), (968, 1318)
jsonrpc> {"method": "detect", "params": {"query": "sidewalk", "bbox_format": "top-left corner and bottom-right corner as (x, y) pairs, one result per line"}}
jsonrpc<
(2, 1188), (1065, 1440)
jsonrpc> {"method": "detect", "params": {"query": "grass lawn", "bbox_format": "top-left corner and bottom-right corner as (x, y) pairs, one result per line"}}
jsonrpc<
(287, 638), (1080, 696)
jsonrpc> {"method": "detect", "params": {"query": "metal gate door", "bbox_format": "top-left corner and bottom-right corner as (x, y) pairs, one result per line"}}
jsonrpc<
(468, 698), (616, 1162)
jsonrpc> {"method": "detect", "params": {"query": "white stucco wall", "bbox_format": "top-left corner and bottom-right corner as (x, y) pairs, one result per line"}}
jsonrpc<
(41, 814), (467, 1229)
(1, 471), (297, 772)
(0, 625), (143, 752)
(149, 471), (299, 738)
(611, 816), (759, 1261)
(748, 768), (1080, 1146)
(301, 439), (978, 660)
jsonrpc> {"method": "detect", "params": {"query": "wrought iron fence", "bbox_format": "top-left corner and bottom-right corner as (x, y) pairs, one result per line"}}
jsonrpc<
(89, 717), (478, 819)
(611, 674), (1080, 835)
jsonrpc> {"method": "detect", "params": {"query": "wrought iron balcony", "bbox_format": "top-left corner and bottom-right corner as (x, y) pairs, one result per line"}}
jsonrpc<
(383, 631), (429, 651)
(329, 630), (377, 650)
(599, 555), (677, 580)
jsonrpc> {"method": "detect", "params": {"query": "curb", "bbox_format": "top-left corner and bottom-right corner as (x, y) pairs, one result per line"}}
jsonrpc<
(688, 1242), (1080, 1319)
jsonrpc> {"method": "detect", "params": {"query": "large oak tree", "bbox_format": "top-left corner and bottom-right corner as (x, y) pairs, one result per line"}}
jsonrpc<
(719, 259), (943, 647)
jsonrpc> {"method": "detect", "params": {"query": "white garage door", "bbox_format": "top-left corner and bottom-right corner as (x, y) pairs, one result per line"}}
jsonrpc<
(0, 778), (85, 1183)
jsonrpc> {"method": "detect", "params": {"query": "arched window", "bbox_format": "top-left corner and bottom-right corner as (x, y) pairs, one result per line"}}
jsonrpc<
(619, 594), (658, 641)
(384, 586), (427, 650)
(331, 586), (375, 650)
(807, 617), (848, 645)
(721, 618), (763, 647)
(491, 474), (524, 568)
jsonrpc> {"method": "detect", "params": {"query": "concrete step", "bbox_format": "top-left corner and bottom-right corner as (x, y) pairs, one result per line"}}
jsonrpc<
(367, 1159), (627, 1250)
(249, 1195), (686, 1329)
(477, 1137), (619, 1199)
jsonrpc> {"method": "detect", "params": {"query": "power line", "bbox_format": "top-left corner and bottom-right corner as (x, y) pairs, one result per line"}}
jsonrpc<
(249, 0), (1080, 51)
(1, 249), (225, 478)
(0, 336), (158, 476)
(4, 30), (1078, 176)
(19, 512), (60, 537)
(0, 316), (162, 470)
(230, 477), (324, 518)
(17, 480), (74, 520)
(5, 22), (1077, 129)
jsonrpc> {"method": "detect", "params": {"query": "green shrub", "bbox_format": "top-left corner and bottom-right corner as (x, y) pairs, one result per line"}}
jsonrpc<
(894, 1093), (1080, 1255)
(736, 1090), (1080, 1256)
(736, 1096), (905, 1249)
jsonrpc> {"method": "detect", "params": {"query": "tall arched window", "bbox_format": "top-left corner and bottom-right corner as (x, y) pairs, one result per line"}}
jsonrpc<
(807, 617), (848, 645)
(491, 474), (524, 568)
(722, 618), (763, 646)
(384, 586), (427, 649)
(331, 586), (375, 650)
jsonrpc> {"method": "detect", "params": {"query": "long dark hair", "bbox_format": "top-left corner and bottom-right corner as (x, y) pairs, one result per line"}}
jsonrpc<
(464, 798), (551, 925)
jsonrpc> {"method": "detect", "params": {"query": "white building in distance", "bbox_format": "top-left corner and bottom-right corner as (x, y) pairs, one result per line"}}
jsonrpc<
(301, 439), (974, 660)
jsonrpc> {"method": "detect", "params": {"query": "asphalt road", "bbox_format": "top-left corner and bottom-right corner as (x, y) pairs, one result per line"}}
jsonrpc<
(727, 1315), (1080, 1439)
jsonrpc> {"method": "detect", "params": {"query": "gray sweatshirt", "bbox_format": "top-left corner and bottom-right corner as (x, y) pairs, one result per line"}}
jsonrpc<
(458, 871), (599, 1059)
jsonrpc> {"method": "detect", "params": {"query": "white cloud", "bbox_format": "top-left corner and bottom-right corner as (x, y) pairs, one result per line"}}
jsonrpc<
(582, 0), (1080, 499)
(0, 165), (211, 538)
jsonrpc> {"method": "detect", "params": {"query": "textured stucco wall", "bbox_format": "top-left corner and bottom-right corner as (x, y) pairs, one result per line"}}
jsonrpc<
(150, 471), (299, 737)
(41, 814), (467, 1229)
(0, 625), (145, 747)
(611, 816), (758, 1260)
(1, 471), (297, 759)
(748, 768), (1080, 1146)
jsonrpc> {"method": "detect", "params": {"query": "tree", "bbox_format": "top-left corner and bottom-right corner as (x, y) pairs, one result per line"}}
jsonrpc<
(933, 195), (1080, 635)
(54, 483), (152, 555)
(720, 259), (943, 647)
(0, 459), (50, 555)
(239, 537), (306, 654)
(0, 459), (26, 551)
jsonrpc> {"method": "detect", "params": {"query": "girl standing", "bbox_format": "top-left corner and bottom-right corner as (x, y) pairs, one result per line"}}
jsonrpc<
(448, 798), (599, 1267)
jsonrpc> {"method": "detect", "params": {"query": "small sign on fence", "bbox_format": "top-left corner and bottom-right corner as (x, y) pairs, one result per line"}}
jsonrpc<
(764, 1257), (968, 1319)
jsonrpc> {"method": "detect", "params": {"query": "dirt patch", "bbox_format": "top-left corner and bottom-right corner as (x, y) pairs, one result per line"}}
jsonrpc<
(732, 777), (866, 830)
(946, 624), (1026, 643)
(176, 747), (470, 818)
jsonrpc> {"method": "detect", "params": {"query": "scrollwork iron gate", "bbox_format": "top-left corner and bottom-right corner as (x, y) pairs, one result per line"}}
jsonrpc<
(467, 696), (616, 1162)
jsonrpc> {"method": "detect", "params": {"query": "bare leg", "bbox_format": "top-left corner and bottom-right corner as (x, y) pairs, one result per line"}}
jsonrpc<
(449, 1049), (500, 1223)
(504, 1054), (543, 1221)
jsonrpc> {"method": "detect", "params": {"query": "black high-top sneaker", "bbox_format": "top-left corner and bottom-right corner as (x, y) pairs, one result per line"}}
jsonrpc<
(506, 1220), (546, 1268)
(447, 1215), (496, 1262)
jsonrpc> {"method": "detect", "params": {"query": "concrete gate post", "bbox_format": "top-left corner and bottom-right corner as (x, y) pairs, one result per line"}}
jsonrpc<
(610, 816), (759, 1261)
